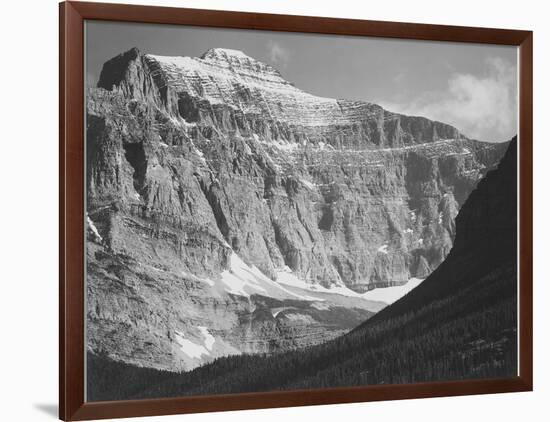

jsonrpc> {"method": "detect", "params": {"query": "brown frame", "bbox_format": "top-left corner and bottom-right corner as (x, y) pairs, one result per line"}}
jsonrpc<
(59, 1), (533, 420)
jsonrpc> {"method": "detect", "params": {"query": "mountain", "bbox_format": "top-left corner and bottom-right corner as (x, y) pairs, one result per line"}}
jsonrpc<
(86, 47), (508, 372)
(88, 138), (517, 401)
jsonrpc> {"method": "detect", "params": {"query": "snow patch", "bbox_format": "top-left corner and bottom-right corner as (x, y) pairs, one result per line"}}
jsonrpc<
(220, 253), (268, 297)
(87, 216), (102, 242)
(362, 278), (424, 305)
(377, 244), (389, 254)
(242, 141), (252, 155)
(271, 308), (286, 318)
(175, 331), (210, 359)
(219, 254), (318, 300)
(276, 267), (423, 304)
(181, 270), (215, 286)
(198, 326), (215, 351)
(276, 267), (361, 298)
(276, 267), (311, 289)
(310, 302), (331, 311)
(300, 179), (316, 190)
(403, 228), (413, 234)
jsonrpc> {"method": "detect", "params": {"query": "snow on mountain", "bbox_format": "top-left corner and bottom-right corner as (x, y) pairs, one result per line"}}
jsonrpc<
(175, 330), (210, 359)
(276, 266), (423, 306)
(145, 49), (345, 128)
(362, 278), (424, 304)
(219, 252), (319, 301)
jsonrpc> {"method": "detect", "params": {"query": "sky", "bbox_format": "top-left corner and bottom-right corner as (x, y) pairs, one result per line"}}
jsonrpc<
(86, 20), (518, 143)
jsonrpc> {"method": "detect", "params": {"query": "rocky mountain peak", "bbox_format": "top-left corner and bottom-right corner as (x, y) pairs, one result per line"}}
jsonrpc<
(199, 47), (288, 81)
(200, 47), (260, 64)
(86, 46), (511, 372)
(98, 47), (470, 150)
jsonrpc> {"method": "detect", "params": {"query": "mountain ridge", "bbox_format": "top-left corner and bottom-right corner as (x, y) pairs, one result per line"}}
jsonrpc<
(92, 46), (507, 289)
(98, 46), (468, 146)
(86, 46), (509, 372)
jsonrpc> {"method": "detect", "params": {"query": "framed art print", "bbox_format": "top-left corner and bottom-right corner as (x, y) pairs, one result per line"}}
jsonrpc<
(59, 1), (533, 420)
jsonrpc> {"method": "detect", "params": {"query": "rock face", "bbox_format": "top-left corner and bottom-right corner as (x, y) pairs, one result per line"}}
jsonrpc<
(87, 140), (518, 401)
(361, 137), (518, 324)
(86, 47), (507, 371)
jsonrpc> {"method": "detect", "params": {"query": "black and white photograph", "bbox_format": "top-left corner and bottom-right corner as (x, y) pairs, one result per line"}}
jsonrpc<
(84, 20), (519, 401)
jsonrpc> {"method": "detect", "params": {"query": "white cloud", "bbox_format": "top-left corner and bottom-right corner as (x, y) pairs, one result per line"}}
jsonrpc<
(267, 40), (290, 69)
(381, 58), (517, 142)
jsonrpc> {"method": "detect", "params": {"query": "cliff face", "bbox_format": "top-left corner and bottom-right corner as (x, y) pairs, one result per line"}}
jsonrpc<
(86, 47), (507, 371)
(87, 140), (518, 401)
(359, 137), (518, 324)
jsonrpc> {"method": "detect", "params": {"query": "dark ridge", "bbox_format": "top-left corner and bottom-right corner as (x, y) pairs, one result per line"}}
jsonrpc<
(97, 47), (141, 90)
(122, 141), (148, 195)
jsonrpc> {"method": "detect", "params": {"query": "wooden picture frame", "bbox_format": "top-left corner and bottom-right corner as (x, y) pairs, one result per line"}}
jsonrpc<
(60, 1), (533, 420)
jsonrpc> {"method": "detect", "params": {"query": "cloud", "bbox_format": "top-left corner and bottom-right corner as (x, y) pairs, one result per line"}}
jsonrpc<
(381, 57), (517, 142)
(267, 41), (290, 69)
